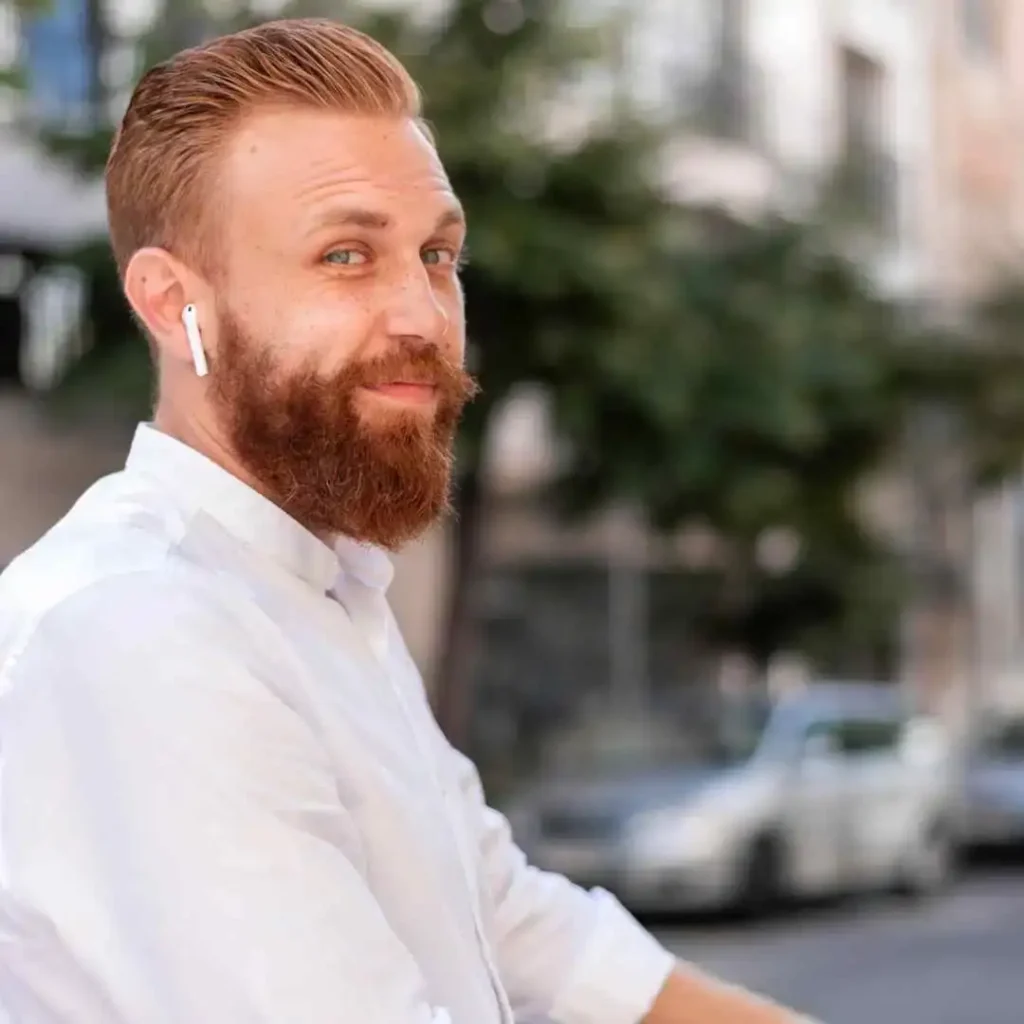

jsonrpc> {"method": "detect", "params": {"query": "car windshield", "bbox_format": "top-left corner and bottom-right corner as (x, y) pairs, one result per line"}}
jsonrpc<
(547, 696), (774, 775)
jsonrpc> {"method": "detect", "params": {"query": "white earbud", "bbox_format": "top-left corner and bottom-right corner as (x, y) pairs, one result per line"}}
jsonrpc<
(181, 303), (209, 378)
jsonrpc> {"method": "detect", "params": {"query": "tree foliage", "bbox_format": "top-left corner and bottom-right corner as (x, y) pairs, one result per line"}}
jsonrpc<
(552, 216), (905, 529)
(545, 212), (913, 669)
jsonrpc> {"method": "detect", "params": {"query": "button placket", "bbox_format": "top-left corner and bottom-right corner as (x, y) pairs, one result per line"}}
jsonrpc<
(327, 582), (512, 1022)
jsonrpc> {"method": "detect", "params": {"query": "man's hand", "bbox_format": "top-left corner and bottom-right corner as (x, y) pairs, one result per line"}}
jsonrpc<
(643, 965), (817, 1024)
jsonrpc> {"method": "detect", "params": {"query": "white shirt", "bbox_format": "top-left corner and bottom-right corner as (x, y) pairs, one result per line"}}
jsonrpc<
(0, 424), (676, 1024)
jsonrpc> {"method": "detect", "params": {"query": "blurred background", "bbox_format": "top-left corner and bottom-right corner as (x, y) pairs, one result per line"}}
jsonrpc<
(4, 0), (1024, 1020)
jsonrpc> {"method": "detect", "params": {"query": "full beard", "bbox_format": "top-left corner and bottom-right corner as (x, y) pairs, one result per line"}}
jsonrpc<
(208, 312), (478, 550)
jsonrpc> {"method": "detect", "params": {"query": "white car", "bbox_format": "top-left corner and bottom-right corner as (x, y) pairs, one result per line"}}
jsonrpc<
(508, 683), (957, 914)
(962, 716), (1024, 851)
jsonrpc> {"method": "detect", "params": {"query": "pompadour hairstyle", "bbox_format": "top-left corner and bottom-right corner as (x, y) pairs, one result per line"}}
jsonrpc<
(105, 18), (422, 278)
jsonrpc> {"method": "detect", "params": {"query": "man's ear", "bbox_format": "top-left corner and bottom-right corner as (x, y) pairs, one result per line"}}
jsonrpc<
(123, 248), (211, 372)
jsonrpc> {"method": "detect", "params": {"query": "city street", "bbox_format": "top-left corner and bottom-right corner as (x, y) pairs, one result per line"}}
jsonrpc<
(656, 867), (1024, 1024)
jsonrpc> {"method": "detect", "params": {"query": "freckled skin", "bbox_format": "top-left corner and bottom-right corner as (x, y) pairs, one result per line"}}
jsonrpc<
(215, 109), (466, 404)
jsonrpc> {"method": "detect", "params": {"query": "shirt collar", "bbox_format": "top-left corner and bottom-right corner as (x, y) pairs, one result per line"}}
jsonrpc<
(125, 423), (393, 596)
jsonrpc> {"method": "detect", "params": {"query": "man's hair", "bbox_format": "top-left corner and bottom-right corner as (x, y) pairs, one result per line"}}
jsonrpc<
(105, 18), (422, 278)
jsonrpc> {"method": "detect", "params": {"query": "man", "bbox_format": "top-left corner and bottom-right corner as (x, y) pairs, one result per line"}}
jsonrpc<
(0, 19), (813, 1024)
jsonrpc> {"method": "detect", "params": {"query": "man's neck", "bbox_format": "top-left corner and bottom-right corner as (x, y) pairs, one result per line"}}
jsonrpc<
(153, 406), (254, 492)
(151, 405), (335, 549)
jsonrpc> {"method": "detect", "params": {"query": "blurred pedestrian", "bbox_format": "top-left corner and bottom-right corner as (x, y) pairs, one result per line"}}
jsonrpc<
(0, 18), (813, 1024)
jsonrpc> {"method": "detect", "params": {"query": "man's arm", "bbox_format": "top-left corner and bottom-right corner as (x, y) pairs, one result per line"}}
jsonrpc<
(445, 746), (813, 1024)
(0, 572), (448, 1024)
(644, 966), (817, 1024)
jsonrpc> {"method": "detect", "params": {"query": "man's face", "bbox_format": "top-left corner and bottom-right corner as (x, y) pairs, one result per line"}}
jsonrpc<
(205, 108), (476, 549)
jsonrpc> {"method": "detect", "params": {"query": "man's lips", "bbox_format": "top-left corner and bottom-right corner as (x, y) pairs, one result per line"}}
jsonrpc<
(364, 382), (438, 404)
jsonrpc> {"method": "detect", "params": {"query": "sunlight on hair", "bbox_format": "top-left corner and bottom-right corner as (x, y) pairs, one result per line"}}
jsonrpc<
(105, 18), (422, 277)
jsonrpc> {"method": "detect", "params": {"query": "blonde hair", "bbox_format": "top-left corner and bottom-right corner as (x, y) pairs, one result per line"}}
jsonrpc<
(105, 18), (422, 277)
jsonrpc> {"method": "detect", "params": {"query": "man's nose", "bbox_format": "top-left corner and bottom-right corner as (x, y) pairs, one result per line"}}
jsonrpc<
(383, 265), (449, 345)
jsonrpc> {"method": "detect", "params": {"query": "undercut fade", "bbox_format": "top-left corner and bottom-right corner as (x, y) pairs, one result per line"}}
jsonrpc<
(105, 18), (423, 279)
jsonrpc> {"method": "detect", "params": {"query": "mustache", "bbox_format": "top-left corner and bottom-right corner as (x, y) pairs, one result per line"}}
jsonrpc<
(347, 346), (480, 399)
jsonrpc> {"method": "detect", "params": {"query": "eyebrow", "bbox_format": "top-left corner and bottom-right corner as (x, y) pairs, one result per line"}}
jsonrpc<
(309, 205), (466, 234)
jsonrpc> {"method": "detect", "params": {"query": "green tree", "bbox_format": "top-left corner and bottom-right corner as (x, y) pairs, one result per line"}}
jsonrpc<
(548, 212), (915, 674)
(913, 279), (1024, 489)
(552, 209), (1024, 676)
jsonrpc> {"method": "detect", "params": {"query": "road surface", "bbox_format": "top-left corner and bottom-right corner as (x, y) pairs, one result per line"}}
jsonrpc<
(655, 869), (1024, 1024)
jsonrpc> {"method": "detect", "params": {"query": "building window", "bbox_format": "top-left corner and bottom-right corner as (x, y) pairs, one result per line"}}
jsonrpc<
(832, 47), (898, 237)
(20, 0), (98, 129)
(841, 49), (886, 158)
(691, 0), (760, 144)
(960, 0), (999, 59)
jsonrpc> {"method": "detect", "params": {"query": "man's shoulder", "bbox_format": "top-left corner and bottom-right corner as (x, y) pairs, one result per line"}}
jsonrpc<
(0, 563), (268, 699)
(0, 474), (244, 676)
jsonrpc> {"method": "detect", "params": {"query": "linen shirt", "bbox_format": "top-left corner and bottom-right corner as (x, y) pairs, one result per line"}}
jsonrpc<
(0, 424), (676, 1024)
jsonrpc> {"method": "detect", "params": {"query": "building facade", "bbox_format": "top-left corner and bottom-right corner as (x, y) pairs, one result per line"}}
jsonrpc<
(923, 0), (1024, 717)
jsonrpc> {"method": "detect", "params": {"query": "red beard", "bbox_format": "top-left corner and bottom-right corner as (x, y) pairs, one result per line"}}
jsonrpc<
(209, 313), (478, 550)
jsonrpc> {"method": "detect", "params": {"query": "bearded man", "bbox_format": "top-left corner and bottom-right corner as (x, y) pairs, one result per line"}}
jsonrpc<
(0, 18), (814, 1024)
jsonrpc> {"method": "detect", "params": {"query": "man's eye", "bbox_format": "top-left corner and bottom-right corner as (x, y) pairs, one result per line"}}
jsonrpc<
(324, 249), (368, 266)
(422, 248), (458, 267)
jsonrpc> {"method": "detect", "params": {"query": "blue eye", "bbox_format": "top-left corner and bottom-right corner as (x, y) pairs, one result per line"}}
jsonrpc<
(423, 248), (457, 267)
(324, 249), (368, 266)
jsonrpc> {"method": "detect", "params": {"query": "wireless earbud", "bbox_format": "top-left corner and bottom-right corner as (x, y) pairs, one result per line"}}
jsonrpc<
(181, 303), (209, 378)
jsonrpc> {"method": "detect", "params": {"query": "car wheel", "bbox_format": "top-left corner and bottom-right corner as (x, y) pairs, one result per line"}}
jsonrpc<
(736, 834), (787, 917)
(894, 820), (955, 900)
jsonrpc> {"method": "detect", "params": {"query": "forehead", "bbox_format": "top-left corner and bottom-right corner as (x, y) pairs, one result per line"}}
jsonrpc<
(219, 108), (459, 241)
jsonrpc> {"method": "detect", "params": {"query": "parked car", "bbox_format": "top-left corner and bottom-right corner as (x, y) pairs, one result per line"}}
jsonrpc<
(962, 715), (1024, 852)
(506, 683), (957, 914)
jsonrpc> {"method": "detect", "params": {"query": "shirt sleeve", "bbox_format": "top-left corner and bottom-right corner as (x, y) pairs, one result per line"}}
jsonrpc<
(0, 571), (451, 1024)
(444, 745), (676, 1024)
